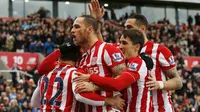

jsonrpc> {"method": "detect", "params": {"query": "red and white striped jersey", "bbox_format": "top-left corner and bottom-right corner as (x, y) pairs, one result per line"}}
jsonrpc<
(39, 64), (79, 112)
(141, 41), (176, 112)
(78, 40), (125, 112)
(89, 56), (151, 112)
(39, 63), (106, 112)
(123, 56), (150, 112)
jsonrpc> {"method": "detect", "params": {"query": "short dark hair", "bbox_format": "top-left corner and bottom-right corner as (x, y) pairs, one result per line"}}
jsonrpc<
(129, 14), (148, 29)
(59, 40), (81, 62)
(122, 29), (144, 52)
(81, 15), (99, 33)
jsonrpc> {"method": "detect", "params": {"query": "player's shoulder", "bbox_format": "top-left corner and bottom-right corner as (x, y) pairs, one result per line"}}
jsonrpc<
(104, 43), (120, 50)
(127, 56), (143, 71)
(129, 56), (143, 65)
(157, 44), (172, 54)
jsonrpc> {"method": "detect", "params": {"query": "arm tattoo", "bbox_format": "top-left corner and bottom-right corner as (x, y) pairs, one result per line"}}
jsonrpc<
(164, 67), (180, 79)
(111, 63), (126, 77)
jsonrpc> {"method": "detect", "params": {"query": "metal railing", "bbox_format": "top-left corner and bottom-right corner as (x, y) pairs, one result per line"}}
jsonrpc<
(0, 70), (33, 77)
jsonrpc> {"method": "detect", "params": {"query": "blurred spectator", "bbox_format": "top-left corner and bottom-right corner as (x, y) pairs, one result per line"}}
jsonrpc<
(11, 63), (20, 87)
(103, 11), (109, 20)
(8, 99), (20, 112)
(44, 37), (55, 56)
(176, 52), (185, 70)
(37, 7), (46, 18)
(14, 33), (25, 53)
(111, 9), (117, 21)
(36, 40), (44, 54)
(29, 39), (37, 52)
(195, 13), (200, 26)
(187, 15), (193, 26)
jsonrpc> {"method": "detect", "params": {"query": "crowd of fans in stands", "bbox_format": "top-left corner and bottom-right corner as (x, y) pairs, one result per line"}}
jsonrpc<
(0, 7), (200, 111)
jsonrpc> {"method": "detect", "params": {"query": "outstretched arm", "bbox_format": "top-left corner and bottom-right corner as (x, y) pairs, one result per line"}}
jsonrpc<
(74, 70), (140, 91)
(90, 71), (139, 91)
(31, 85), (41, 108)
(37, 50), (60, 74)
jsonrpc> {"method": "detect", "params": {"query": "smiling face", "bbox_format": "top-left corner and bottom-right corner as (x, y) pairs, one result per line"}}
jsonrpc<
(71, 17), (88, 46)
(119, 35), (140, 59)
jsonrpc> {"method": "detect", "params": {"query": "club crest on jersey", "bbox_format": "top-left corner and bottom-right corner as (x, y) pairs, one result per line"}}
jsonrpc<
(128, 63), (138, 71)
(91, 57), (97, 65)
(169, 56), (175, 65)
(112, 53), (123, 62)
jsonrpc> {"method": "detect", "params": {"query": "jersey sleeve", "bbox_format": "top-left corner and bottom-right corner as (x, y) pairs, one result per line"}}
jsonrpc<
(37, 50), (60, 75)
(103, 44), (125, 68)
(71, 71), (105, 106)
(89, 70), (139, 91)
(31, 78), (42, 108)
(90, 59), (142, 91)
(158, 46), (176, 71)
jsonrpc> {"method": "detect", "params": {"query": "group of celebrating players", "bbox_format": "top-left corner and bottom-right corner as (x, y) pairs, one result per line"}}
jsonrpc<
(30, 0), (183, 111)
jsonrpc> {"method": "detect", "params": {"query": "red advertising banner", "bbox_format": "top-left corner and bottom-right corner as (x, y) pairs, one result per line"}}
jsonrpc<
(0, 52), (38, 71)
(183, 56), (200, 70)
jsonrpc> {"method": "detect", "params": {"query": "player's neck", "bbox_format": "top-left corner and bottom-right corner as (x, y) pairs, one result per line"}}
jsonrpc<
(127, 51), (138, 59)
(144, 35), (148, 44)
(83, 35), (98, 50)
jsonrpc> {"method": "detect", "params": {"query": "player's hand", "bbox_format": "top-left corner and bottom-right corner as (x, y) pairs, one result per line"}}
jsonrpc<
(146, 76), (160, 91)
(75, 82), (97, 93)
(88, 0), (104, 20)
(105, 94), (125, 111)
(74, 72), (91, 83)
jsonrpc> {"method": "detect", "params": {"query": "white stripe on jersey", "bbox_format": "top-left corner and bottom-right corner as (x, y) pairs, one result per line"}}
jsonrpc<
(97, 42), (107, 111)
(150, 43), (159, 108)
(135, 60), (148, 111)
(140, 46), (147, 53)
(146, 90), (150, 112)
(104, 50), (112, 66)
(89, 47), (96, 66)
(126, 86), (132, 112)
(159, 53), (170, 67)
(151, 43), (159, 78)
(59, 67), (76, 110)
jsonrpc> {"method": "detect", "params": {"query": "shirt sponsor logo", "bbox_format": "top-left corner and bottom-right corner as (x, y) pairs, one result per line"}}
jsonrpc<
(169, 56), (175, 65)
(128, 63), (138, 71)
(112, 53), (123, 62)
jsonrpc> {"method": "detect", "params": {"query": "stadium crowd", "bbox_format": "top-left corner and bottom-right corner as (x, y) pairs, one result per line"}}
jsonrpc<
(0, 8), (200, 112)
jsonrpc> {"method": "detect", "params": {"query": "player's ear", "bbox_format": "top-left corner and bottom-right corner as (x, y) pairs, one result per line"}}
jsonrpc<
(87, 26), (93, 34)
(140, 25), (146, 32)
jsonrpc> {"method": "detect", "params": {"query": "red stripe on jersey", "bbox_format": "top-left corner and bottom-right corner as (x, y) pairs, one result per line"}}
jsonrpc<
(130, 83), (138, 111)
(156, 51), (165, 112)
(140, 74), (149, 111)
